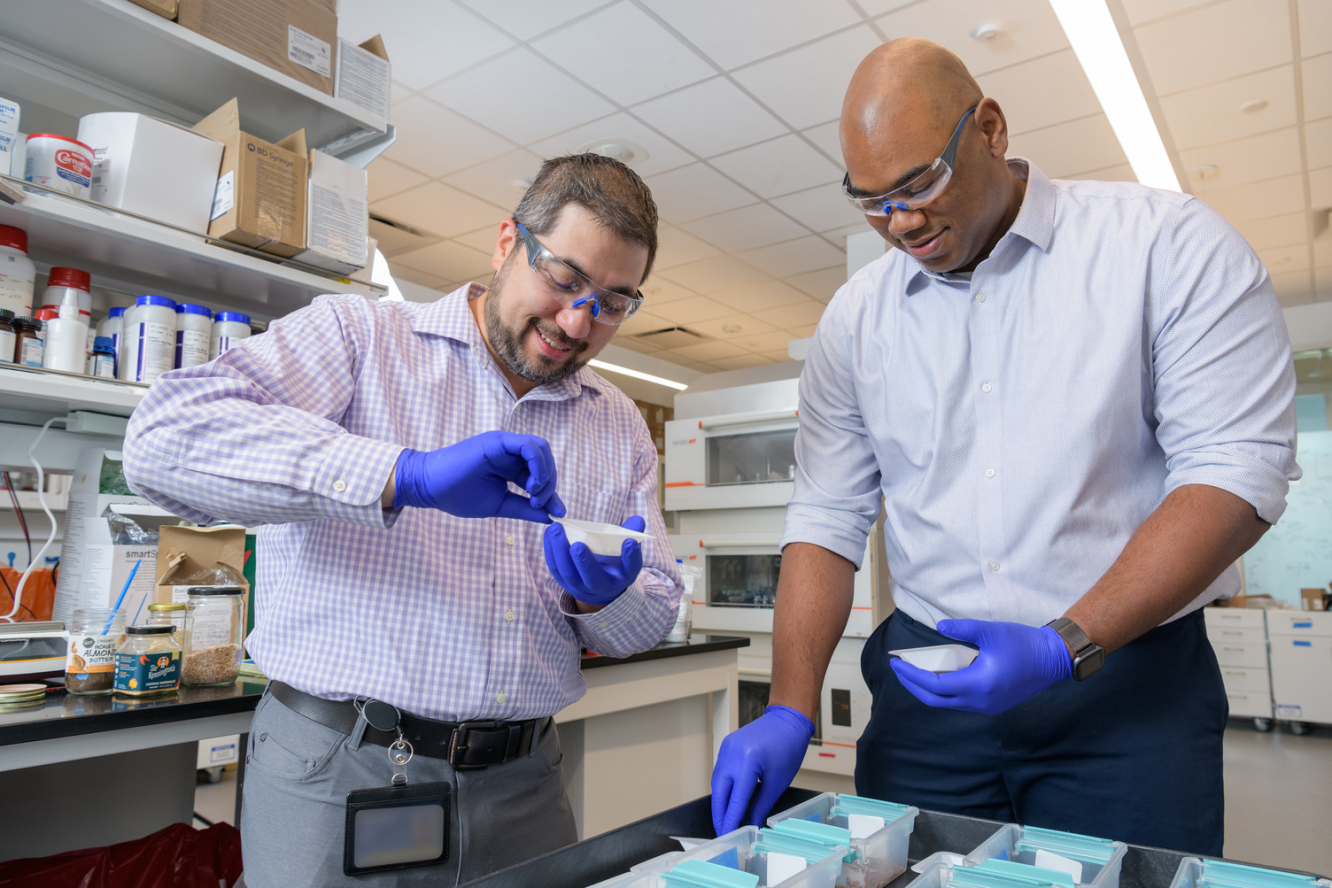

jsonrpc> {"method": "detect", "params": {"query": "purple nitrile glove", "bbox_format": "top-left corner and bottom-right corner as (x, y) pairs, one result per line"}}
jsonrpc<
(711, 704), (815, 835)
(392, 430), (566, 522)
(544, 516), (646, 606)
(891, 619), (1074, 716)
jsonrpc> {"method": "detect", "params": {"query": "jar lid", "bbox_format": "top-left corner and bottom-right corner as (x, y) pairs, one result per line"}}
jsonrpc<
(126, 625), (174, 635)
(0, 309), (13, 321)
(0, 225), (27, 254)
(108, 307), (126, 318)
(136, 294), (177, 309)
(12, 316), (41, 331)
(186, 586), (245, 596)
(176, 303), (212, 317)
(93, 336), (114, 354)
(27, 133), (94, 153)
(147, 602), (188, 611)
(215, 312), (251, 325)
(34, 309), (57, 322)
(47, 267), (91, 292)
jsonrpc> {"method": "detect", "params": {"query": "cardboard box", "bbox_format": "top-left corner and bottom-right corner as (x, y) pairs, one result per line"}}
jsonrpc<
(154, 524), (250, 605)
(127, 0), (178, 19)
(335, 35), (390, 122)
(178, 0), (337, 95)
(76, 112), (224, 234)
(291, 149), (368, 273)
(1300, 588), (1329, 611)
(194, 99), (308, 257)
(0, 97), (18, 180)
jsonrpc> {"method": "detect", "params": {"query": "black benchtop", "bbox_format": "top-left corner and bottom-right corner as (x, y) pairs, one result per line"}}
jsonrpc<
(0, 635), (749, 747)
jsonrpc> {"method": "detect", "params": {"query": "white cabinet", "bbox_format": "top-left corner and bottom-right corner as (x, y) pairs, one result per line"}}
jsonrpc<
(1203, 608), (1273, 723)
(1267, 611), (1332, 729)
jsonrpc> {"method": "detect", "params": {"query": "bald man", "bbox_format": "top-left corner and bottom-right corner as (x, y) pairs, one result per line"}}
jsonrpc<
(711, 39), (1298, 855)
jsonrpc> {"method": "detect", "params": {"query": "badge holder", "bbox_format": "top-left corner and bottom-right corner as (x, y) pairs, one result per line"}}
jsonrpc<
(343, 699), (451, 876)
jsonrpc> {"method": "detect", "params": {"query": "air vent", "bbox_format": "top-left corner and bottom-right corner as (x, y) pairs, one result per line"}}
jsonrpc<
(632, 326), (708, 349)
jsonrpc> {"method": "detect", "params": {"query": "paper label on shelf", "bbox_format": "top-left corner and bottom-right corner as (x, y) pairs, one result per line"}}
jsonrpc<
(1034, 851), (1084, 884)
(336, 39), (391, 120)
(90, 147), (111, 202)
(848, 813), (885, 839)
(766, 852), (807, 884)
(211, 171), (235, 221)
(288, 25), (332, 77)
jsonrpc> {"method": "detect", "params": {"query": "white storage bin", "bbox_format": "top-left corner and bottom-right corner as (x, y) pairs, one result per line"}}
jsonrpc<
(1167, 857), (1331, 888)
(767, 793), (918, 888)
(661, 826), (844, 888)
(964, 825), (1126, 888)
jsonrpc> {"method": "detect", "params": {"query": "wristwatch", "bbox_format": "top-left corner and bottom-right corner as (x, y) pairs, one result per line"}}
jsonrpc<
(1045, 617), (1105, 681)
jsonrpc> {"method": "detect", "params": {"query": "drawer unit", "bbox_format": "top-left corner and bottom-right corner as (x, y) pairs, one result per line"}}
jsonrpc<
(1217, 666), (1270, 693)
(1267, 610), (1332, 638)
(1268, 614), (1332, 725)
(1211, 641), (1268, 669)
(1223, 686), (1273, 719)
(1204, 625), (1265, 645)
(1203, 608), (1266, 629)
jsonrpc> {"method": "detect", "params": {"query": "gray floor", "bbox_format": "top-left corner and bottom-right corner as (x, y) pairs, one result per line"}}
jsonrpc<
(193, 722), (1332, 877)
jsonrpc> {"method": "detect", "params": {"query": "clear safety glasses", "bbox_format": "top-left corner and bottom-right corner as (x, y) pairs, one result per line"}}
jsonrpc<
(515, 222), (644, 326)
(842, 107), (976, 217)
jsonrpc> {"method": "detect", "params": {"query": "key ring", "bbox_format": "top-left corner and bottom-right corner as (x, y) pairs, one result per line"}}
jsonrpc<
(389, 735), (414, 767)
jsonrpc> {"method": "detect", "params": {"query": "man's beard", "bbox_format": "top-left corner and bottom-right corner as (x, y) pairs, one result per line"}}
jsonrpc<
(483, 260), (589, 386)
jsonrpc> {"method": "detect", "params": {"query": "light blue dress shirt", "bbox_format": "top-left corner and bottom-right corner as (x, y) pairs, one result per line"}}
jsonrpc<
(782, 160), (1300, 628)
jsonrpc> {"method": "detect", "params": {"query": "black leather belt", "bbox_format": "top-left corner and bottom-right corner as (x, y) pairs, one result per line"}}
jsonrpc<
(269, 681), (544, 769)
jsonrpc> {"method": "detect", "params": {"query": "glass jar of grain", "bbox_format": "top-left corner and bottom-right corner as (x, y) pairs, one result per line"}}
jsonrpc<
(182, 586), (244, 687)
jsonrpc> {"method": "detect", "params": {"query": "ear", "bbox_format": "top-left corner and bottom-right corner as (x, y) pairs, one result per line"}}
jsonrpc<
(974, 97), (1010, 159)
(492, 218), (519, 272)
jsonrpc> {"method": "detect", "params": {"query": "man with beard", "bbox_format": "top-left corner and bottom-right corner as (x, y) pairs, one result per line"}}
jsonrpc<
(121, 154), (681, 886)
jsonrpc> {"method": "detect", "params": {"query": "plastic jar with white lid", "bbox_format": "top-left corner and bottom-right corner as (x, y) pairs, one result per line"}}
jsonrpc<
(210, 311), (251, 360)
(41, 299), (90, 374)
(175, 303), (212, 369)
(119, 294), (176, 384)
(0, 225), (36, 317)
(24, 134), (94, 199)
(39, 266), (92, 321)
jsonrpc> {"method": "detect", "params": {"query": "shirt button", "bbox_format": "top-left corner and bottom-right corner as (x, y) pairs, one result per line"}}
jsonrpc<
(599, 621), (609, 629)
(976, 293), (986, 303)
(332, 480), (347, 492)
(496, 692), (506, 704)
(505, 609), (515, 622)
(981, 383), (993, 393)
(988, 561), (1001, 571)
(505, 534), (516, 546)
(985, 469), (996, 478)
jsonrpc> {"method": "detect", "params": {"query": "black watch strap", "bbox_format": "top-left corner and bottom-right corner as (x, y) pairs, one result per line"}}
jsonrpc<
(1046, 617), (1105, 681)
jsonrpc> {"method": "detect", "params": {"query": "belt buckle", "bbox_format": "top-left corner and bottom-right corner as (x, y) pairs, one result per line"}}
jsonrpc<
(448, 720), (501, 769)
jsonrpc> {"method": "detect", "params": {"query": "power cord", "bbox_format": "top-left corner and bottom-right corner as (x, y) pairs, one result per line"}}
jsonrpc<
(2, 417), (67, 623)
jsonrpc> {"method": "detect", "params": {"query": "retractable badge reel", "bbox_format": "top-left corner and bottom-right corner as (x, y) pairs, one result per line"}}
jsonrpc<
(343, 698), (452, 876)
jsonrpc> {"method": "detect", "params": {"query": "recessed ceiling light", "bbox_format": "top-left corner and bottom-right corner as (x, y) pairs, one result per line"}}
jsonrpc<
(972, 23), (1004, 41)
(577, 139), (649, 167)
(1240, 99), (1269, 114)
(1187, 164), (1219, 179)
(722, 324), (743, 333)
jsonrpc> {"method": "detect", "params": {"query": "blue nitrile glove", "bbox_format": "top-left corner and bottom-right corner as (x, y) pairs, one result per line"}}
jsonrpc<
(711, 704), (815, 835)
(392, 431), (565, 522)
(544, 516), (646, 606)
(890, 619), (1074, 716)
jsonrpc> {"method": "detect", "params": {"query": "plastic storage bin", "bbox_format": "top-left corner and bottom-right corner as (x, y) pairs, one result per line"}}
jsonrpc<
(590, 873), (672, 888)
(767, 793), (919, 888)
(964, 825), (1127, 888)
(1168, 858), (1332, 888)
(659, 826), (845, 888)
(907, 859), (1095, 888)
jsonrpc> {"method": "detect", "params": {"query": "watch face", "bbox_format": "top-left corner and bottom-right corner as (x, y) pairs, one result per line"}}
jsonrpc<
(1073, 647), (1106, 681)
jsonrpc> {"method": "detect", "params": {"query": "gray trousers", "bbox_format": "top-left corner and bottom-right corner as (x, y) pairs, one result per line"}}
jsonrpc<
(240, 689), (578, 887)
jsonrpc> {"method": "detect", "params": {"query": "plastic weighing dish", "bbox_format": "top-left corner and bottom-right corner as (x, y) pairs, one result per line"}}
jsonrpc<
(1167, 858), (1332, 888)
(888, 644), (979, 673)
(963, 825), (1127, 888)
(766, 792), (919, 888)
(552, 516), (652, 557)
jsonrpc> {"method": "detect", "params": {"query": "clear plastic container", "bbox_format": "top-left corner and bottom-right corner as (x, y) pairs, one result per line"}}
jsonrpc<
(210, 311), (251, 360)
(964, 825), (1127, 888)
(1168, 858), (1332, 888)
(589, 873), (672, 888)
(657, 826), (844, 888)
(0, 224), (36, 317)
(174, 303), (212, 368)
(767, 793), (919, 888)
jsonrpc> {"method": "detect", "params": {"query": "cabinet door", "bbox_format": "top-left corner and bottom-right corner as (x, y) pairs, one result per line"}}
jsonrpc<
(1269, 636), (1332, 724)
(1212, 641), (1269, 669)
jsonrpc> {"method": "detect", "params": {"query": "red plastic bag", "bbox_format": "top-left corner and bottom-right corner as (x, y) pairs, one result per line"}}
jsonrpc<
(0, 822), (243, 887)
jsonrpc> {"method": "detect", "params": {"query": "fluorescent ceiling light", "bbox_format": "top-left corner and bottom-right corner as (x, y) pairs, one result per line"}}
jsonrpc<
(1049, 0), (1181, 192)
(588, 359), (690, 390)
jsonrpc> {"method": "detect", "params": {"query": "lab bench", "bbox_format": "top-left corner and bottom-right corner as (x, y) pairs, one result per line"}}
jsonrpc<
(0, 634), (747, 863)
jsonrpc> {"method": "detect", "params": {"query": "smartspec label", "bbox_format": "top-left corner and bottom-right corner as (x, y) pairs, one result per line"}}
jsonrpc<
(114, 649), (180, 695)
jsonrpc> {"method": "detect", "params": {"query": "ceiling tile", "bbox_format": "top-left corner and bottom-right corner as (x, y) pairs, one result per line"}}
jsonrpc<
(372, 182), (510, 238)
(731, 27), (883, 130)
(771, 183), (871, 233)
(739, 236), (845, 278)
(802, 121), (843, 163)
(392, 265), (450, 290)
(1158, 66), (1298, 150)
(1307, 117), (1332, 170)
(680, 203), (809, 253)
(370, 218), (440, 257)
(1271, 268), (1314, 302)
(640, 279), (700, 305)
(710, 280), (812, 313)
(443, 150), (544, 211)
(640, 0), (862, 70)
(391, 80), (416, 106)
(732, 330), (797, 353)
(338, 0), (515, 91)
(656, 254), (770, 292)
(750, 298), (830, 328)
(1135, 0), (1291, 97)
(616, 308), (670, 337)
(426, 48), (615, 144)
(1299, 0), (1332, 57)
(664, 340), (750, 362)
(858, 0), (929, 14)
(1192, 173), (1307, 224)
(874, 0), (1070, 78)
(687, 313), (779, 340)
(1316, 265), (1332, 292)
(392, 240), (497, 282)
(536, 3), (715, 106)
(1066, 163), (1137, 182)
(1006, 114), (1128, 179)
(710, 135), (843, 199)
(785, 266), (849, 301)
(709, 353), (779, 370)
(611, 335), (660, 354)
(367, 157), (430, 202)
(761, 349), (795, 363)
(528, 112), (694, 178)
(632, 77), (788, 158)
(655, 297), (741, 325)
(454, 0), (610, 41)
(454, 226), (502, 253)
(1236, 213), (1313, 251)
(1120, 0), (1214, 26)
(1178, 128), (1303, 191)
(978, 50), (1101, 137)
(653, 227), (721, 270)
(1277, 290), (1314, 307)
(643, 163), (758, 223)
(1257, 244), (1311, 274)
(1304, 54), (1332, 121)
(385, 96), (517, 175)
(1312, 167), (1332, 208)
(788, 324), (820, 339)
(1315, 240), (1332, 267)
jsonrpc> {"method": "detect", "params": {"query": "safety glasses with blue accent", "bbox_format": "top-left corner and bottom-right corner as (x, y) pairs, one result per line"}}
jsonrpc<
(842, 106), (976, 216)
(515, 221), (644, 326)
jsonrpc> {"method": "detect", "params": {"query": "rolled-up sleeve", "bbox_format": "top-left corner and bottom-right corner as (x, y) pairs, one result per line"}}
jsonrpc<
(780, 288), (884, 568)
(1149, 198), (1300, 523)
(122, 294), (404, 529)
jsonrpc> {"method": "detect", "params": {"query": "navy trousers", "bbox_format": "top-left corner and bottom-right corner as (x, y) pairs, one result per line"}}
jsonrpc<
(855, 609), (1227, 855)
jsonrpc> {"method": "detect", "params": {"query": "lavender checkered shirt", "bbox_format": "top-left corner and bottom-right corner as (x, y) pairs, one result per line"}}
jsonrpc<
(123, 285), (682, 721)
